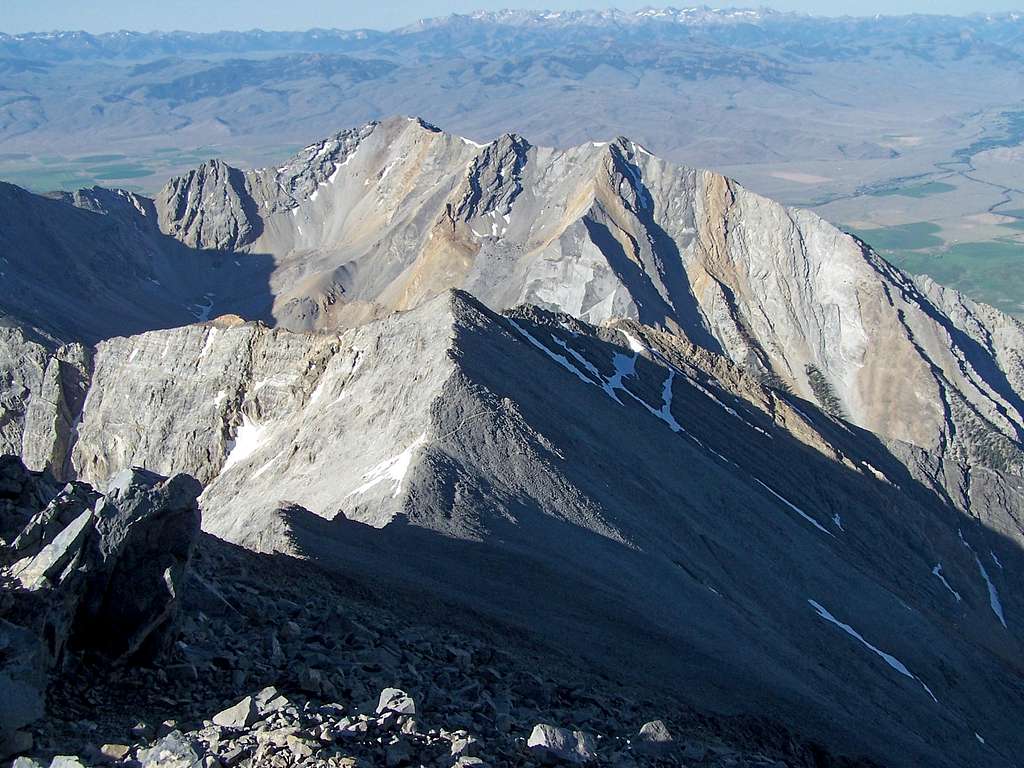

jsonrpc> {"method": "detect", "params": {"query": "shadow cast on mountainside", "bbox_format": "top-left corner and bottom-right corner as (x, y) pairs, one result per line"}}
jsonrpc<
(0, 182), (276, 344)
(43, 527), (880, 768)
(259, 313), (1023, 768)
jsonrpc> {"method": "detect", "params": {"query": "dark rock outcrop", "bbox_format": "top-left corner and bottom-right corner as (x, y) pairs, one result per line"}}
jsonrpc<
(0, 458), (202, 759)
(71, 468), (202, 662)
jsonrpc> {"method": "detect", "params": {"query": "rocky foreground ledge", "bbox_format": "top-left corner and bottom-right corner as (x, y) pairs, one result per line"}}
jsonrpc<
(1, 456), (875, 768)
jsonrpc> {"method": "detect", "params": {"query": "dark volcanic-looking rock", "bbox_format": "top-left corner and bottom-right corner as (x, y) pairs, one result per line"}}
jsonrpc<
(71, 468), (202, 662)
(7, 462), (202, 665)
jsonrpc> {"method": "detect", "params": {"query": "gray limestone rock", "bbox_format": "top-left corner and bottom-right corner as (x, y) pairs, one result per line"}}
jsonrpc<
(212, 697), (258, 730)
(377, 688), (416, 716)
(156, 160), (259, 252)
(11, 508), (93, 590)
(634, 720), (673, 754)
(140, 731), (200, 768)
(527, 724), (598, 764)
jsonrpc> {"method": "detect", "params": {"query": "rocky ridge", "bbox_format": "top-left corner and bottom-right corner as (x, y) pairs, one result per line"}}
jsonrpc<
(0, 119), (1023, 766)
(0, 292), (1019, 766)
(4, 117), (1023, 491)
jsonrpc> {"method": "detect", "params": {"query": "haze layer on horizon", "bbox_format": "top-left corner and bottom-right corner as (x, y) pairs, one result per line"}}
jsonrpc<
(4, 0), (1023, 34)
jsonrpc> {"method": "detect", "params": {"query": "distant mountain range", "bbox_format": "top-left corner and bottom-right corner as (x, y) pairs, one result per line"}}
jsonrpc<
(3, 8), (1024, 60)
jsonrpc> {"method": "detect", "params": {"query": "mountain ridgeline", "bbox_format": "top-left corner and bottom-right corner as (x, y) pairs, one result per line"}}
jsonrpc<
(1, 116), (1023, 767)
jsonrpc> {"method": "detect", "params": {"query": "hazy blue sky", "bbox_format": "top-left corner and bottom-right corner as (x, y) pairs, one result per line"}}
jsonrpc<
(3, 0), (1021, 33)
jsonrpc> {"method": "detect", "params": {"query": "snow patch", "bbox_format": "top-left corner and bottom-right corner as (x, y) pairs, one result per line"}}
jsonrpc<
(961, 532), (1007, 627)
(619, 330), (647, 354)
(931, 564), (961, 602)
(755, 480), (834, 536)
(222, 415), (272, 472)
(348, 433), (427, 499)
(460, 136), (487, 148)
(808, 600), (937, 702)
(198, 327), (219, 364)
(975, 554), (1007, 628)
(509, 320), (596, 388)
(188, 293), (215, 322)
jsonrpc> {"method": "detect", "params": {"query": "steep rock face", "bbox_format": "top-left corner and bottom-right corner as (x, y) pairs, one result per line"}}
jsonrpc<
(0, 326), (91, 480)
(70, 302), (456, 540)
(4, 117), (1024, 472)
(0, 326), (53, 460)
(155, 159), (260, 251)
(18, 290), (1022, 768)
(142, 118), (1024, 469)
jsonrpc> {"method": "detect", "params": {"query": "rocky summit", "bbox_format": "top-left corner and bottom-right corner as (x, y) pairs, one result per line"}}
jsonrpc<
(0, 117), (1022, 768)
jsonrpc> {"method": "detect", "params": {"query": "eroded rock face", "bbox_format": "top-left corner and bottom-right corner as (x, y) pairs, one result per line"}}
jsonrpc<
(155, 160), (259, 252)
(139, 118), (1024, 464)
(4, 117), (1024, 468)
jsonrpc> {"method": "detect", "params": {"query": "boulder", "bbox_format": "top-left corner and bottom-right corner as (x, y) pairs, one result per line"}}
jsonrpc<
(140, 731), (201, 768)
(212, 696), (258, 730)
(11, 508), (94, 590)
(0, 463), (203, 754)
(527, 724), (597, 764)
(12, 482), (100, 555)
(377, 688), (416, 715)
(100, 744), (131, 761)
(634, 720), (674, 754)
